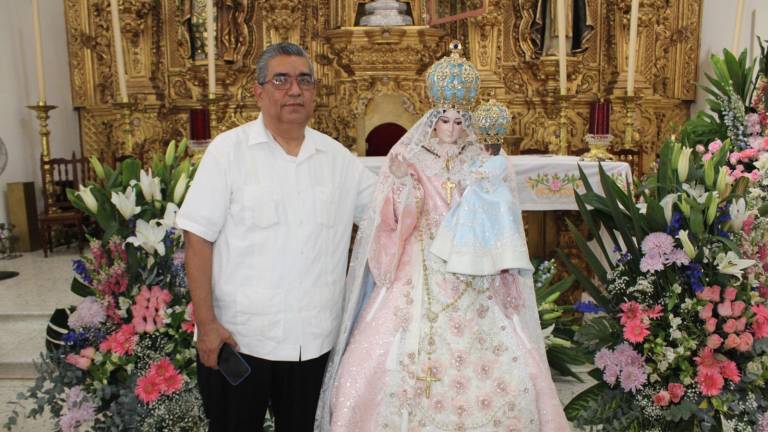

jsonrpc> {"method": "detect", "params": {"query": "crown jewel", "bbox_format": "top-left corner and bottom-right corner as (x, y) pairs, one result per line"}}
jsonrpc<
(426, 41), (481, 112)
(473, 99), (511, 145)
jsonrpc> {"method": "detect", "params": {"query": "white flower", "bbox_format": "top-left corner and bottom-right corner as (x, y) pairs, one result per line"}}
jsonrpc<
(714, 251), (755, 282)
(716, 166), (733, 197)
(729, 198), (748, 231)
(173, 172), (189, 204)
(660, 193), (678, 225)
(162, 202), (179, 228)
(76, 184), (98, 214)
(681, 183), (707, 204)
(755, 153), (768, 172)
(678, 230), (696, 259)
(126, 219), (167, 256)
(677, 147), (693, 182)
(110, 186), (141, 220)
(137, 169), (162, 202)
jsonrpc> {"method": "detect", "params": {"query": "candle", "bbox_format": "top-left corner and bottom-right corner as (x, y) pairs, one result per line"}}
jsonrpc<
(206, 0), (215, 96)
(750, 9), (757, 60)
(189, 109), (211, 140)
(626, 0), (640, 97)
(32, 0), (46, 102)
(109, 0), (128, 102)
(556, 0), (567, 95)
(732, 0), (745, 53)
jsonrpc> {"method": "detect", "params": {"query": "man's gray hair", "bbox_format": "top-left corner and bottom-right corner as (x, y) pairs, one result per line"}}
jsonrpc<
(256, 42), (315, 84)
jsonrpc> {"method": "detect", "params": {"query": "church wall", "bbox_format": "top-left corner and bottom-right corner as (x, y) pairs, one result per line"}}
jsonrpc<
(693, 0), (768, 114)
(0, 0), (80, 224)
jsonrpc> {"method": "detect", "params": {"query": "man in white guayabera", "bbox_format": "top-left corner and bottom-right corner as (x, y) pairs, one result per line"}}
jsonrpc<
(177, 42), (376, 432)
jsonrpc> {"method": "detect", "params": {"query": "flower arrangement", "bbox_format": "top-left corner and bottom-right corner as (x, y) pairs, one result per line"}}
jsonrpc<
(562, 48), (768, 431)
(3, 141), (209, 431)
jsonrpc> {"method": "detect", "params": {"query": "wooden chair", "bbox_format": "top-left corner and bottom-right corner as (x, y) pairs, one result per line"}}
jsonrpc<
(38, 152), (91, 257)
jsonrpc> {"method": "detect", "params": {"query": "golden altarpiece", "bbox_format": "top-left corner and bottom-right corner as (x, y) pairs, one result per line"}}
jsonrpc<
(63, 0), (702, 259)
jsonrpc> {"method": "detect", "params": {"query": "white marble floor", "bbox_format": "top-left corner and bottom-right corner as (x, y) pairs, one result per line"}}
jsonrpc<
(0, 248), (595, 431)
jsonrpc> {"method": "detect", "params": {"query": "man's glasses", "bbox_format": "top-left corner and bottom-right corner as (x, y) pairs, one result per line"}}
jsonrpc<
(260, 74), (316, 90)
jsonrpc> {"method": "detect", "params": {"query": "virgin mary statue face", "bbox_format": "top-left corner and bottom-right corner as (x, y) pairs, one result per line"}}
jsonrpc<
(434, 110), (464, 145)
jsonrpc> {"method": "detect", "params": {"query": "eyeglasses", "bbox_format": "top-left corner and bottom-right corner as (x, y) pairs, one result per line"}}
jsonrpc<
(259, 75), (316, 90)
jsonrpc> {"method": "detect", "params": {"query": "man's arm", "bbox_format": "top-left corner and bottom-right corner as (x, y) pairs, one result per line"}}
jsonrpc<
(185, 230), (237, 368)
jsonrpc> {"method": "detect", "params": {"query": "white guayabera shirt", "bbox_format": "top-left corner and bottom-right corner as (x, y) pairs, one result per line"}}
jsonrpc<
(177, 115), (376, 361)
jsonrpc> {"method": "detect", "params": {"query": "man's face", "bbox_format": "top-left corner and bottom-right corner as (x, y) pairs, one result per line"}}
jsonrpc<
(254, 55), (316, 127)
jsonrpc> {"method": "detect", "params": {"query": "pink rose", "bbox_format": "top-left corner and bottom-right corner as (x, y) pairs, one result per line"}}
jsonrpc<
(750, 170), (761, 182)
(723, 319), (738, 334)
(729, 152), (742, 165)
(65, 353), (92, 370)
(702, 153), (713, 161)
(695, 145), (706, 153)
(667, 383), (685, 403)
(717, 301), (733, 318)
(699, 303), (714, 320)
(708, 140), (723, 153)
(736, 317), (747, 332)
(705, 318), (718, 334)
(723, 287), (738, 302)
(736, 332), (754, 352)
(743, 215), (755, 235)
(741, 148), (759, 160)
(698, 285), (721, 302)
(653, 390), (671, 407)
(724, 333), (741, 350)
(754, 316), (768, 339)
(706, 334), (723, 349)
(731, 301), (746, 317)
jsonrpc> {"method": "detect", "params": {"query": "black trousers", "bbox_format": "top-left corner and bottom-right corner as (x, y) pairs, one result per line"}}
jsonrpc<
(197, 351), (329, 432)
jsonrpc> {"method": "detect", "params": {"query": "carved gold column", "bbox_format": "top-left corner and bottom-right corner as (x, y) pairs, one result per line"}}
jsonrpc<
(113, 100), (136, 156)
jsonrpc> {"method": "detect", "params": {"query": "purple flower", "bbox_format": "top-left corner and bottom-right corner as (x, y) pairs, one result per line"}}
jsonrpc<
(72, 259), (92, 285)
(603, 365), (620, 386)
(619, 366), (647, 393)
(68, 297), (106, 330)
(664, 248), (690, 266)
(574, 301), (606, 314)
(686, 262), (704, 293)
(641, 232), (675, 256)
(613, 343), (644, 369)
(59, 386), (95, 432)
(640, 253), (665, 273)
(758, 412), (768, 432)
(594, 348), (614, 369)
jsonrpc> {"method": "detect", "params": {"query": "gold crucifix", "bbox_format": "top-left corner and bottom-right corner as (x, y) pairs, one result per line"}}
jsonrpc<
(416, 366), (441, 399)
(441, 179), (456, 205)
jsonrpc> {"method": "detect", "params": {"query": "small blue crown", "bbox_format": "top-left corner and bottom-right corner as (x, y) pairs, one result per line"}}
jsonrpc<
(473, 99), (511, 145)
(426, 41), (480, 112)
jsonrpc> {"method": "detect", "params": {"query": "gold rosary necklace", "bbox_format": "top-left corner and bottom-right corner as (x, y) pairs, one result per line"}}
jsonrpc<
(420, 143), (465, 206)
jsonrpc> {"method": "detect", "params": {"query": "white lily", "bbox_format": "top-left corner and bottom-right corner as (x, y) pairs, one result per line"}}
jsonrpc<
(162, 202), (179, 228)
(126, 219), (167, 256)
(715, 251), (755, 282)
(729, 198), (748, 231)
(677, 147), (693, 182)
(678, 230), (696, 259)
(110, 187), (141, 220)
(138, 169), (162, 202)
(681, 183), (708, 204)
(76, 185), (98, 214)
(660, 193), (678, 225)
(173, 172), (189, 204)
(755, 154), (768, 172)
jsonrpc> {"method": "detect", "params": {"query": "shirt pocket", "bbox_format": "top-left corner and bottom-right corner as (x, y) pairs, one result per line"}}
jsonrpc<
(315, 186), (336, 227)
(237, 184), (279, 228)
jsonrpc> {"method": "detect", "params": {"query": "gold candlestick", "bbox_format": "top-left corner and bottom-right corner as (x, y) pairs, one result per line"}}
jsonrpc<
(112, 100), (136, 156)
(618, 95), (641, 149)
(555, 94), (573, 155)
(26, 101), (57, 209)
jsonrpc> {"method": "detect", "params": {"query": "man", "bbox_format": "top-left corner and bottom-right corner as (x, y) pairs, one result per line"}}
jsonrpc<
(177, 42), (376, 432)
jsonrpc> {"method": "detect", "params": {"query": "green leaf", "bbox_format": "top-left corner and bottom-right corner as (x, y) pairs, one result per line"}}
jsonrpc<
(664, 400), (698, 422)
(574, 316), (617, 350)
(556, 248), (609, 308)
(566, 219), (607, 284)
(70, 277), (95, 298)
(574, 192), (614, 270)
(564, 382), (611, 421)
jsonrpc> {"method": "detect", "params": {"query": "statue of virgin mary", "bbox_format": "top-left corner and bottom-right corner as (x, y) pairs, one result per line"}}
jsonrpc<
(315, 41), (570, 432)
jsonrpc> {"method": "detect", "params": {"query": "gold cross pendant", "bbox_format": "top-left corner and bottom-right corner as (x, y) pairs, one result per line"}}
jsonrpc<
(416, 366), (441, 399)
(441, 179), (456, 205)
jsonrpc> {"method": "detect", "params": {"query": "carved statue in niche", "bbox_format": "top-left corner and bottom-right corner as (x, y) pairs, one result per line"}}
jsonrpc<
(179, 0), (243, 62)
(531, 0), (594, 56)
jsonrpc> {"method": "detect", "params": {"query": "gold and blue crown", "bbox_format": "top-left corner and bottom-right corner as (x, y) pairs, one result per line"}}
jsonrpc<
(426, 41), (480, 112)
(473, 99), (511, 145)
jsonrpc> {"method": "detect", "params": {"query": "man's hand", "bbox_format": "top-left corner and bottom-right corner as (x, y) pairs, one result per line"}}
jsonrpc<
(196, 320), (239, 368)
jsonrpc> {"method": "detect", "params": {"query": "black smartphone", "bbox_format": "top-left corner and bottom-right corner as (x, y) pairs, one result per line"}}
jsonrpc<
(217, 343), (251, 386)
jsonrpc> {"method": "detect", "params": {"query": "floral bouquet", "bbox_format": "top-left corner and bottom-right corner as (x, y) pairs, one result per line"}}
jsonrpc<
(562, 48), (768, 431)
(3, 141), (209, 431)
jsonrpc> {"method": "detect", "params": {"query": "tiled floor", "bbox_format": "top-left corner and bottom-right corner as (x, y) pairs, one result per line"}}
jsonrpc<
(0, 248), (595, 430)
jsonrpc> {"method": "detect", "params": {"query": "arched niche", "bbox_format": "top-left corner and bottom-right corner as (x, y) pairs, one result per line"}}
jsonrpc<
(357, 93), (420, 155)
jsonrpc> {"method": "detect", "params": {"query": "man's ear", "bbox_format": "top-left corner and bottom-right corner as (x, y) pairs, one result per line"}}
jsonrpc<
(253, 83), (263, 105)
